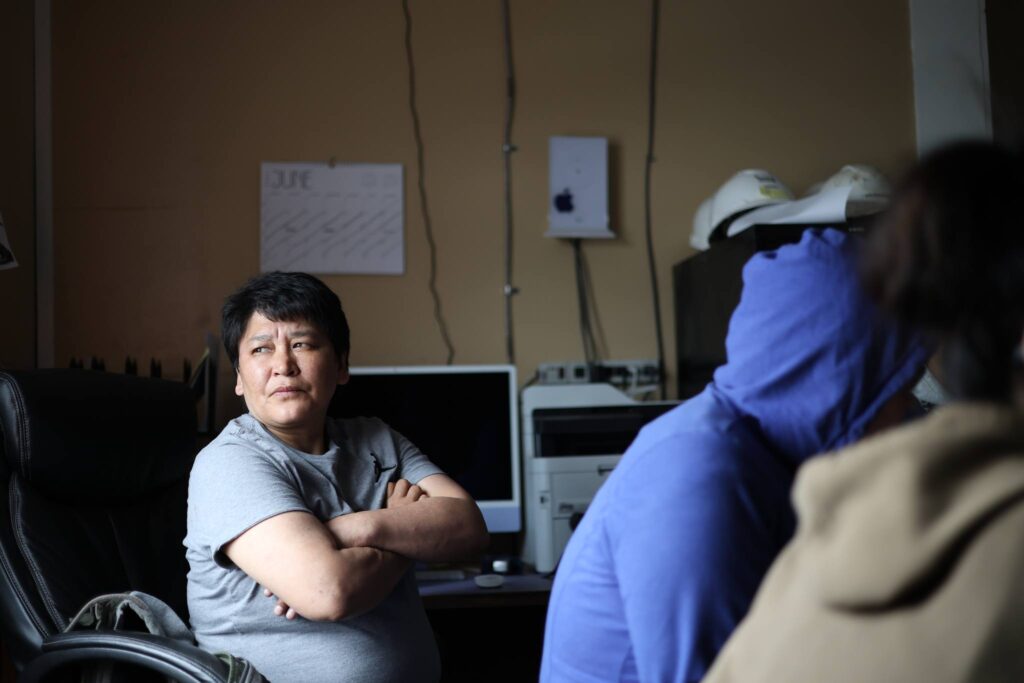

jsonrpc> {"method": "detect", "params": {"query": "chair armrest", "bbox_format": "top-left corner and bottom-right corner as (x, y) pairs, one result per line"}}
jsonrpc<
(20, 631), (232, 683)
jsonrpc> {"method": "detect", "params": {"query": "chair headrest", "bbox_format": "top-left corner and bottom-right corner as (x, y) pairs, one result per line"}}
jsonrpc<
(0, 370), (197, 504)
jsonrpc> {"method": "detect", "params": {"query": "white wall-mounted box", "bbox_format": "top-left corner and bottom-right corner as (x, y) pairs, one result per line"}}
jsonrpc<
(547, 136), (613, 239)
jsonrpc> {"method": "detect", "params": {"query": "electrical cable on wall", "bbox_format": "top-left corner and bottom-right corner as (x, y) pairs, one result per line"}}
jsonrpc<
(402, 0), (456, 364)
(643, 0), (666, 398)
(579, 240), (608, 359)
(501, 0), (519, 365)
(572, 239), (600, 365)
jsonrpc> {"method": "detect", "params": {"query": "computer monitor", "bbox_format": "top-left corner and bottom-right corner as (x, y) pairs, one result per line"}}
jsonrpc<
(328, 365), (521, 533)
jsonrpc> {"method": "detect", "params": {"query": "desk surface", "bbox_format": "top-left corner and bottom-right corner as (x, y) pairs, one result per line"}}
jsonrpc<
(418, 573), (553, 609)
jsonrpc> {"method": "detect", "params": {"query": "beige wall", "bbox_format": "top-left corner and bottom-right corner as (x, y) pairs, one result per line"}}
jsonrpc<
(49, 1), (916, 417)
(0, 0), (36, 371)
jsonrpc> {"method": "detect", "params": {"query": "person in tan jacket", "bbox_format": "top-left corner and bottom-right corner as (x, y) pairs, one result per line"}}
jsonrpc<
(705, 141), (1024, 683)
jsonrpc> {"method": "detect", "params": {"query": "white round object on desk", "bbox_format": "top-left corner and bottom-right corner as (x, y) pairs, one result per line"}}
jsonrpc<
(474, 574), (505, 589)
(491, 559), (510, 574)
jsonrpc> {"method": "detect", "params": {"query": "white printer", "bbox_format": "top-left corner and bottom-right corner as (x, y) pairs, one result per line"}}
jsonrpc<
(521, 384), (676, 573)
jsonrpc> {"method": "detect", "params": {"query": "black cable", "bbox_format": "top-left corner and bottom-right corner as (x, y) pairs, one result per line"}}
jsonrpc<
(402, 0), (455, 364)
(643, 0), (666, 398)
(582, 270), (597, 364)
(572, 240), (590, 363)
(500, 0), (518, 365)
(579, 240), (606, 360)
(572, 239), (598, 364)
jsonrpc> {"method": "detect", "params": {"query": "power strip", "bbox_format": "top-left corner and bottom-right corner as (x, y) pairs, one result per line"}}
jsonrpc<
(537, 360), (660, 395)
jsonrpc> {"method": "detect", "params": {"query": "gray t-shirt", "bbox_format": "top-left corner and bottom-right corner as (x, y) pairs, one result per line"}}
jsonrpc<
(184, 413), (443, 683)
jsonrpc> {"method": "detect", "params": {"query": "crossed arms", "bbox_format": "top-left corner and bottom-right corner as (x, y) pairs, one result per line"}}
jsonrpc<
(223, 474), (488, 622)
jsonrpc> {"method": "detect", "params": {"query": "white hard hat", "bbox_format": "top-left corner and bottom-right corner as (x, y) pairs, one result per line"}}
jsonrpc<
(689, 197), (714, 251)
(709, 169), (793, 241)
(819, 164), (891, 216)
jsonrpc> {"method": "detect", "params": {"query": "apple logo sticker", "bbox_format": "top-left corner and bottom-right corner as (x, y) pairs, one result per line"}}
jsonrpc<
(554, 188), (575, 214)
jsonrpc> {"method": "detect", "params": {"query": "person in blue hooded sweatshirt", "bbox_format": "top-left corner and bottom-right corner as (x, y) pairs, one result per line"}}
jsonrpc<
(539, 228), (931, 683)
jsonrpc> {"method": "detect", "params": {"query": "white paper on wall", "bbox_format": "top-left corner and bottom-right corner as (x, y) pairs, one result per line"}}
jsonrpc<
(260, 162), (404, 275)
(0, 211), (18, 271)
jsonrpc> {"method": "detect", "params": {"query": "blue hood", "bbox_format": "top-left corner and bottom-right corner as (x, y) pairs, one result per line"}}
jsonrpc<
(712, 228), (931, 465)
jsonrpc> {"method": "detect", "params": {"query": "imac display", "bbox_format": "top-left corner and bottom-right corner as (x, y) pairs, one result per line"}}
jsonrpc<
(328, 365), (521, 533)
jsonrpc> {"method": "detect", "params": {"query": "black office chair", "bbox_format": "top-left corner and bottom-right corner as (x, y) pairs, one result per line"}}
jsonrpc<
(0, 369), (233, 682)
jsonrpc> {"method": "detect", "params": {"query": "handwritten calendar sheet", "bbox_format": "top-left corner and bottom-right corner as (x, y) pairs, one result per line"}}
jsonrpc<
(260, 162), (404, 275)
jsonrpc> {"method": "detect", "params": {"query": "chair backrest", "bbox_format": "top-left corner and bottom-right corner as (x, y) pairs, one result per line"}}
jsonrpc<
(0, 369), (197, 672)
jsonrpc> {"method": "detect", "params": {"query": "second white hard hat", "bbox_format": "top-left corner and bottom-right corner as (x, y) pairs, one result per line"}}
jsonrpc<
(819, 164), (891, 216)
